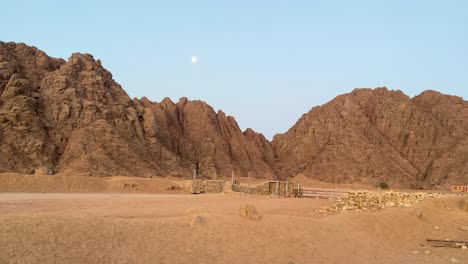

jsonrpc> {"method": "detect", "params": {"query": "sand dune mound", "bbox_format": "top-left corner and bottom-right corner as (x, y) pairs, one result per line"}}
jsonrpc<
(0, 173), (185, 193)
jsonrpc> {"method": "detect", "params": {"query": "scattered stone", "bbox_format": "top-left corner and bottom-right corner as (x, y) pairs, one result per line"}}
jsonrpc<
(185, 207), (209, 216)
(34, 167), (53, 175)
(166, 185), (182, 191)
(433, 226), (440, 230)
(462, 246), (467, 250)
(239, 204), (261, 220)
(324, 191), (445, 212)
(451, 258), (459, 263)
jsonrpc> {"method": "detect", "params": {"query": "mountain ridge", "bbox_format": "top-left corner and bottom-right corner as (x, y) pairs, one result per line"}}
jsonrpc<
(0, 41), (466, 188)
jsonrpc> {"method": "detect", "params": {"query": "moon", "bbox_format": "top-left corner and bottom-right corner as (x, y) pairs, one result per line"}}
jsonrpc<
(191, 56), (198, 63)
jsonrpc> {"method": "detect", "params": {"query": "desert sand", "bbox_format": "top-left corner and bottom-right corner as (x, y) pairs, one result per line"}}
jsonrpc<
(0, 181), (467, 263)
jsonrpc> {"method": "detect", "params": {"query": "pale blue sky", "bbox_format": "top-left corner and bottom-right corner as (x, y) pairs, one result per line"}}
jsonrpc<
(2, 1), (467, 139)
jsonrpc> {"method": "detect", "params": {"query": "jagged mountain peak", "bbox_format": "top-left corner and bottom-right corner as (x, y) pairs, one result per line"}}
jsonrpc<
(0, 42), (466, 187)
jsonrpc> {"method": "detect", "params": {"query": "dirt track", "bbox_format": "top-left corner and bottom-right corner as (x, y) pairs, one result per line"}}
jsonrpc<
(0, 192), (467, 264)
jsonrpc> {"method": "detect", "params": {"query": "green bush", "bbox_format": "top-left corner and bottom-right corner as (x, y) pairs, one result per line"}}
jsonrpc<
(379, 182), (389, 189)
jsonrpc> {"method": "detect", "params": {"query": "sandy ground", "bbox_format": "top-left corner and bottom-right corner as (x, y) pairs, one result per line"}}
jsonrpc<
(0, 173), (396, 194)
(0, 192), (467, 264)
(0, 173), (187, 193)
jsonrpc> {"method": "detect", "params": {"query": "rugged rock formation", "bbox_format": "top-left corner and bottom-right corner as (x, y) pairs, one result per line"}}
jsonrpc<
(272, 88), (468, 188)
(0, 41), (274, 179)
(132, 97), (276, 178)
(0, 41), (466, 187)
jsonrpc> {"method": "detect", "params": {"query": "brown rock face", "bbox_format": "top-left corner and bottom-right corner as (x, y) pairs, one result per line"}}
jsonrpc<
(0, 41), (274, 179)
(132, 97), (276, 179)
(0, 41), (466, 188)
(0, 43), (64, 174)
(272, 88), (468, 188)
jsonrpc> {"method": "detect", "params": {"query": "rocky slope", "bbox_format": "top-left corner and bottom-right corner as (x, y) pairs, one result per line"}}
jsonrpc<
(131, 96), (275, 178)
(0, 41), (466, 187)
(272, 88), (468, 188)
(0, 41), (274, 179)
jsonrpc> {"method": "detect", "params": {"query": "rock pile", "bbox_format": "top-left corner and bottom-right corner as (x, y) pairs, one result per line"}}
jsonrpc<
(323, 191), (444, 212)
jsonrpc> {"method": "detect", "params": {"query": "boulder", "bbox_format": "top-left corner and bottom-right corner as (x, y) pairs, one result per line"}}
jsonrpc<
(34, 167), (53, 175)
(239, 204), (261, 220)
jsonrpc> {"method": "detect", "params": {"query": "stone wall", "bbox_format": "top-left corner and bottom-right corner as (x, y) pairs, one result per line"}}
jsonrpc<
(323, 191), (448, 212)
(232, 181), (294, 196)
(187, 180), (294, 196)
(187, 180), (227, 194)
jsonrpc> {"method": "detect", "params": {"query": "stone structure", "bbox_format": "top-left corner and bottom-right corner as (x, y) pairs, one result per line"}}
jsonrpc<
(187, 180), (227, 194)
(322, 191), (448, 212)
(231, 181), (294, 196)
(187, 180), (294, 196)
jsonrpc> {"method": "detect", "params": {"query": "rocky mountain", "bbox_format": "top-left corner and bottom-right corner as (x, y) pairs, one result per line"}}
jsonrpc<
(0, 41), (466, 188)
(0, 41), (273, 179)
(272, 88), (468, 188)
(131, 96), (276, 178)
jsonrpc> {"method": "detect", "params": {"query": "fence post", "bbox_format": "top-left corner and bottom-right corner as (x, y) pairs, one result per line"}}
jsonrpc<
(248, 171), (251, 195)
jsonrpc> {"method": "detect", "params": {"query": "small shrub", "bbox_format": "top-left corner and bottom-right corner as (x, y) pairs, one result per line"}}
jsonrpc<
(379, 182), (389, 189)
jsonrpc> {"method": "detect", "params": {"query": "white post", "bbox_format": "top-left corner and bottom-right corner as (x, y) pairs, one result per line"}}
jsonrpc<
(231, 170), (234, 185)
(193, 169), (196, 180)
